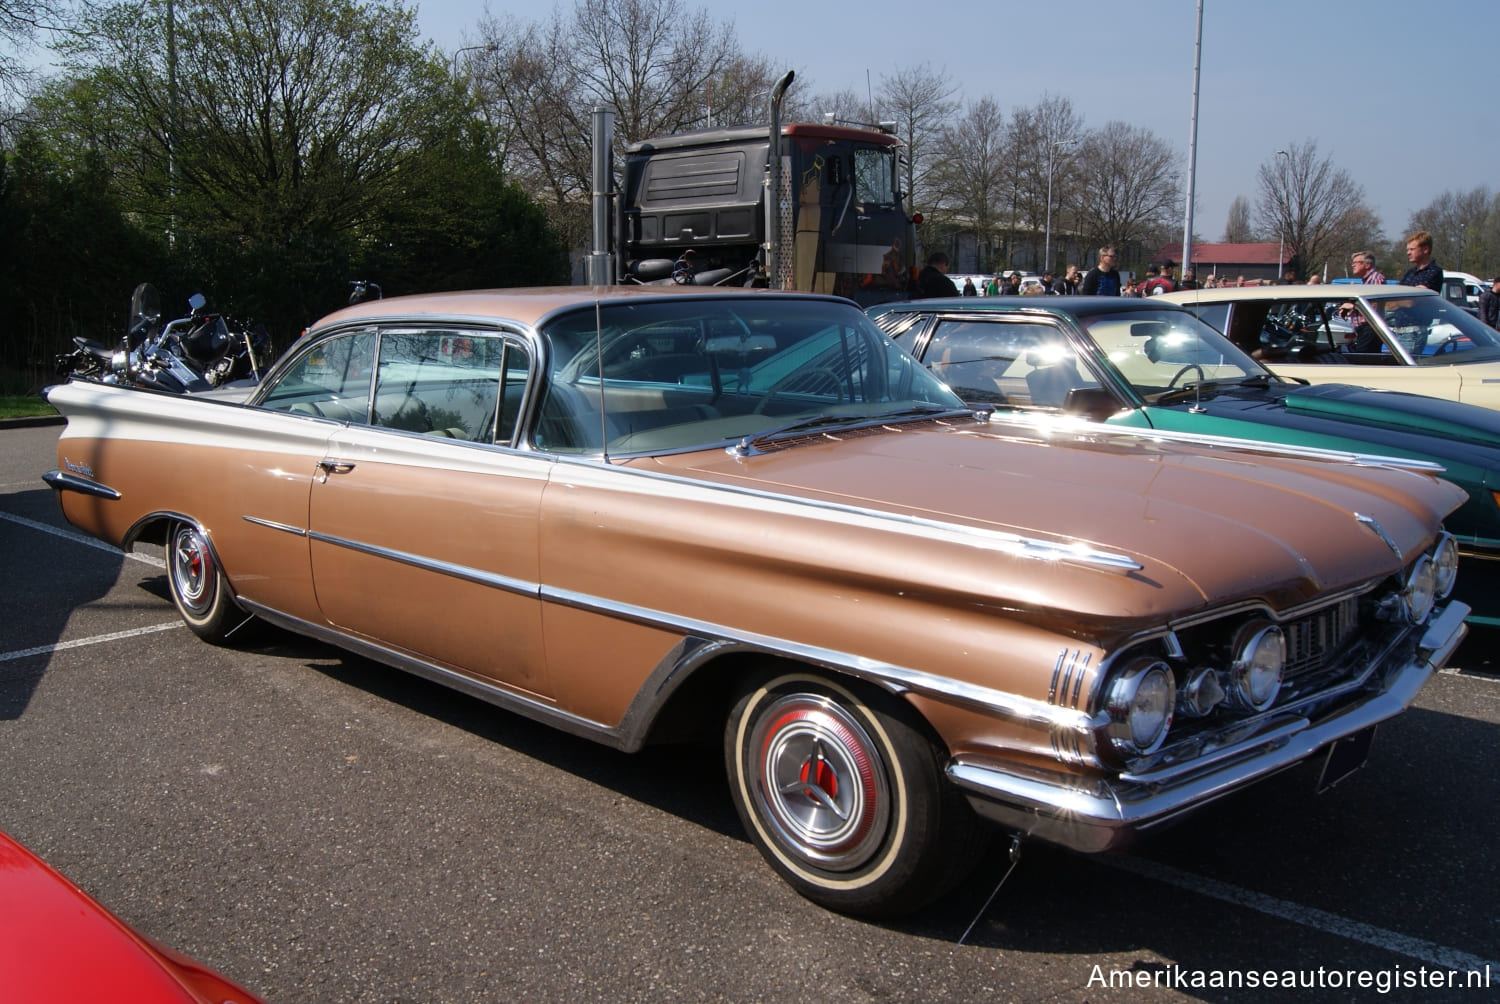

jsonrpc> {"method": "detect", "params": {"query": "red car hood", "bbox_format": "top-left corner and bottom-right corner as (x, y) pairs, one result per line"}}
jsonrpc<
(0, 830), (266, 1004)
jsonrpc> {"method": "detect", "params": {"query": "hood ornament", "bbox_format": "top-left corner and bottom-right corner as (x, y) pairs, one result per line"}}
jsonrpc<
(1354, 512), (1403, 562)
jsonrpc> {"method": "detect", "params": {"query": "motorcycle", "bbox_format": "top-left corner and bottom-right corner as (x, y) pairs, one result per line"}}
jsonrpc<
(55, 283), (273, 394)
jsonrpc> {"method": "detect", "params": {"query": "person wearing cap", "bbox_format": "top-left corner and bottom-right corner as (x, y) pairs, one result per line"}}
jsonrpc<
(1041, 270), (1057, 293)
(1141, 262), (1175, 296)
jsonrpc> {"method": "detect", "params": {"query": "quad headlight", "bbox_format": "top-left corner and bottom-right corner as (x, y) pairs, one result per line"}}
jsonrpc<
(1400, 554), (1437, 624)
(1227, 621), (1285, 712)
(1431, 532), (1459, 601)
(1104, 658), (1176, 756)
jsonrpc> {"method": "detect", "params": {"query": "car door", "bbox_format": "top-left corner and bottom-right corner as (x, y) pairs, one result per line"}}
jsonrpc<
(305, 327), (552, 698)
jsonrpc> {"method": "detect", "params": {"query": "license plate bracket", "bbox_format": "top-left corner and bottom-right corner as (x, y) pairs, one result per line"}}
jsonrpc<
(1316, 725), (1376, 793)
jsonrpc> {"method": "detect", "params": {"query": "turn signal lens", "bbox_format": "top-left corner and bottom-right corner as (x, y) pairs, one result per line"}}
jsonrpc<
(1178, 666), (1226, 718)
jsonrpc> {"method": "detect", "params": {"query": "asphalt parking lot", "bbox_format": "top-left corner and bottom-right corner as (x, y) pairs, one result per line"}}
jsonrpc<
(3, 420), (1498, 1002)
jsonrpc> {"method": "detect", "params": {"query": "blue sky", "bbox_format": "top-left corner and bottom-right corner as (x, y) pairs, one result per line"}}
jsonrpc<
(415, 0), (1496, 259)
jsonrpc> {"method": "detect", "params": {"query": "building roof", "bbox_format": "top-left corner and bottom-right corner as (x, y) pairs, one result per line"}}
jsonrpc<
(1152, 242), (1287, 267)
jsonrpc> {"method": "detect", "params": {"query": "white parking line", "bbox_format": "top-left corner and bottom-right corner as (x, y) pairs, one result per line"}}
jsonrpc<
(1439, 667), (1500, 683)
(0, 511), (164, 568)
(1102, 854), (1499, 982)
(1, 621), (183, 664)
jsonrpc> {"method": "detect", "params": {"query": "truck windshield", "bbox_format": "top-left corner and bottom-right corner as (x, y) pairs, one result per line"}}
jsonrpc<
(854, 147), (897, 205)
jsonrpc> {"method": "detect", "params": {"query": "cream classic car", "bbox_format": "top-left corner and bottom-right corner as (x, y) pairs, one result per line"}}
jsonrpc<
(1160, 284), (1500, 408)
(45, 288), (1468, 917)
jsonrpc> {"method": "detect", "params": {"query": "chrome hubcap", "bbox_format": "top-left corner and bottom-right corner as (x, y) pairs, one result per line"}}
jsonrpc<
(170, 526), (214, 614)
(749, 694), (889, 871)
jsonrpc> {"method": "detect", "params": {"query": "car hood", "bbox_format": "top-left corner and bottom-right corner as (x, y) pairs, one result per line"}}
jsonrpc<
(1283, 383), (1500, 448)
(0, 831), (266, 1003)
(639, 420), (1464, 620)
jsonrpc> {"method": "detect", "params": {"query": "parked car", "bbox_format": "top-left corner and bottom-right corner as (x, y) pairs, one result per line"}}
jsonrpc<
(1157, 284), (1500, 407)
(45, 287), (1468, 917)
(869, 294), (1500, 626)
(1442, 269), (1486, 308)
(0, 828), (267, 1003)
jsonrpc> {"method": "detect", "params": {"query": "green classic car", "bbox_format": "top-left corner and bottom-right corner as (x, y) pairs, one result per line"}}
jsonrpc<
(870, 296), (1500, 626)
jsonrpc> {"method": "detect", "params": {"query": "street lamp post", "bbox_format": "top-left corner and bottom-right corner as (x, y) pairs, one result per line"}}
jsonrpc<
(451, 44), (496, 82)
(1275, 149), (1291, 281)
(1043, 140), (1074, 277)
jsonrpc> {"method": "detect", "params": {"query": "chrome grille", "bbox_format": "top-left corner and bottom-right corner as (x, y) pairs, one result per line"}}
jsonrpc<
(1283, 596), (1360, 678)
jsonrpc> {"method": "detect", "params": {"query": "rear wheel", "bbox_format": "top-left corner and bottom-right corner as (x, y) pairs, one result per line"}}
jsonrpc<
(724, 669), (985, 917)
(166, 521), (245, 644)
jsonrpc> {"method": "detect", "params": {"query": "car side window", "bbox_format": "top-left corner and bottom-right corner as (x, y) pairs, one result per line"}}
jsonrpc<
(371, 329), (525, 443)
(258, 331), (377, 422)
(925, 319), (1093, 408)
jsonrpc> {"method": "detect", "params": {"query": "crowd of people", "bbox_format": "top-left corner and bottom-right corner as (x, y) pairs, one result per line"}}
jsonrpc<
(911, 231), (1499, 327)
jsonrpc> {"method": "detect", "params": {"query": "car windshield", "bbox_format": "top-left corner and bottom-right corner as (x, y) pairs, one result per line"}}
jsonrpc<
(1204, 290), (1500, 366)
(533, 297), (966, 455)
(1076, 308), (1266, 400)
(1362, 292), (1500, 364)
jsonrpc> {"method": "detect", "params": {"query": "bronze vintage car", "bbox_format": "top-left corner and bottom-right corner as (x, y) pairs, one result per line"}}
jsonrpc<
(44, 288), (1468, 917)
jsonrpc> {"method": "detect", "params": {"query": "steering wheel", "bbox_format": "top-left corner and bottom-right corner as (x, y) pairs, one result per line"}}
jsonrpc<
(753, 367), (847, 414)
(1168, 363), (1205, 388)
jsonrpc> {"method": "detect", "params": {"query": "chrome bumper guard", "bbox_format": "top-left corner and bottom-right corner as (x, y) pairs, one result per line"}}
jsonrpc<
(946, 600), (1469, 854)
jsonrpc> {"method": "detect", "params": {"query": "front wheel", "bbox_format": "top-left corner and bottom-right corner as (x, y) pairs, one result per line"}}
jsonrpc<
(724, 670), (985, 917)
(166, 521), (246, 644)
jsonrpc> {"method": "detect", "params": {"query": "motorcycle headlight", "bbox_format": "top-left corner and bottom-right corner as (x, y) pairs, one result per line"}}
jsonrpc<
(1402, 554), (1437, 624)
(1105, 658), (1176, 756)
(1228, 621), (1284, 712)
(1431, 533), (1459, 600)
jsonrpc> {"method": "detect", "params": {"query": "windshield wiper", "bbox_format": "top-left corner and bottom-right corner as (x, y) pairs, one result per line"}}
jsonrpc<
(732, 404), (975, 456)
(1153, 381), (1221, 406)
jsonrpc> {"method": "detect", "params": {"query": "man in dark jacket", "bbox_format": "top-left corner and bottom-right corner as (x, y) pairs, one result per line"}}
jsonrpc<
(914, 252), (960, 298)
(1480, 277), (1500, 330)
(1140, 262), (1175, 296)
(1399, 230), (1443, 291)
(1081, 246), (1121, 296)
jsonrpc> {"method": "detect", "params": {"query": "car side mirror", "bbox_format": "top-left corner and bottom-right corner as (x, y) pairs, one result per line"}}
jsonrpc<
(1062, 386), (1124, 422)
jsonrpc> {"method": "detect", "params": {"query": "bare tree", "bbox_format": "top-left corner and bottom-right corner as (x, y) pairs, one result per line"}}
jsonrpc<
(873, 62), (957, 217)
(1256, 140), (1374, 281)
(1, 0), (77, 128)
(478, 0), (758, 246)
(1222, 195), (1255, 242)
(1404, 185), (1493, 275)
(570, 0), (739, 140)
(927, 96), (1007, 271)
(1068, 120), (1181, 259)
(1006, 95), (1082, 270)
(801, 87), (873, 127)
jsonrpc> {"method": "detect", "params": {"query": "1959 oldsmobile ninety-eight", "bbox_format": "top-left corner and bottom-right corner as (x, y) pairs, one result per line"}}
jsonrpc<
(45, 288), (1468, 916)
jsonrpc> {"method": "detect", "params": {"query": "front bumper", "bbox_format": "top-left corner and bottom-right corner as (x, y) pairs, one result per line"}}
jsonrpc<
(946, 600), (1469, 854)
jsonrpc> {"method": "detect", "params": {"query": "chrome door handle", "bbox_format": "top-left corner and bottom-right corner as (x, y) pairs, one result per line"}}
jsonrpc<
(315, 460), (356, 482)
